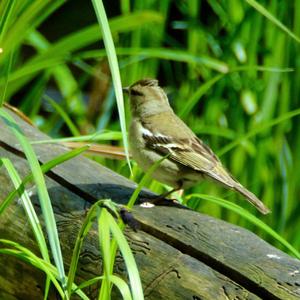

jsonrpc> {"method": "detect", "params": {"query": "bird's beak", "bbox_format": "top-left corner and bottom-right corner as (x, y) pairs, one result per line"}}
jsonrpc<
(122, 87), (129, 94)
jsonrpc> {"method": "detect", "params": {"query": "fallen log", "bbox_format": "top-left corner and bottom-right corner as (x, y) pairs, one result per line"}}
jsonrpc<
(0, 108), (300, 300)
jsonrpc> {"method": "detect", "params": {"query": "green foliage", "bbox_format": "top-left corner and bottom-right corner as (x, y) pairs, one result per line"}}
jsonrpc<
(1, 0), (300, 298)
(0, 108), (66, 287)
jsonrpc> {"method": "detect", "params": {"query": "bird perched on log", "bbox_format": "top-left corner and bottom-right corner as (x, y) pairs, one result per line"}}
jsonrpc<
(123, 78), (270, 214)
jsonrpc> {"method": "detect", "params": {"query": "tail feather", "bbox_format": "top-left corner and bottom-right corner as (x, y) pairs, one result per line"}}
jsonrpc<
(234, 183), (270, 215)
(206, 165), (270, 214)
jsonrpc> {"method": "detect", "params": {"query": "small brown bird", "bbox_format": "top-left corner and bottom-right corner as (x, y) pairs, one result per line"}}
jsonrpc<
(123, 78), (270, 214)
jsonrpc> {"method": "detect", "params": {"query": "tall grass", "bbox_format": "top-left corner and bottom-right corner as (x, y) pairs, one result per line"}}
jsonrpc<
(0, 0), (152, 298)
(0, 0), (300, 298)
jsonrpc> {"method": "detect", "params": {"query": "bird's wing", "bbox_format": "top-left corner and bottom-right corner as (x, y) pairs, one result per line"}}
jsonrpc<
(144, 133), (212, 169)
(180, 140), (235, 186)
(141, 112), (236, 186)
(142, 126), (235, 187)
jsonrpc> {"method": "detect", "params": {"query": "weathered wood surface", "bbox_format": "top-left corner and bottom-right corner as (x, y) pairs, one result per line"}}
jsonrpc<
(0, 108), (300, 300)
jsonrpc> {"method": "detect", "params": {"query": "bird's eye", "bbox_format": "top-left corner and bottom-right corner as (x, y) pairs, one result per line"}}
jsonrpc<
(130, 89), (143, 96)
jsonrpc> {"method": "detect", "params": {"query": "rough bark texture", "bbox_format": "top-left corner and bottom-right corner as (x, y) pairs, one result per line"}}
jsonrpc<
(0, 108), (300, 300)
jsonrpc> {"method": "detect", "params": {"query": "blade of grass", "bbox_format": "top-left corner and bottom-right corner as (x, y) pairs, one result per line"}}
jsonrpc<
(1, 248), (64, 297)
(106, 210), (144, 300)
(30, 131), (122, 145)
(66, 199), (131, 299)
(2, 11), (163, 98)
(179, 74), (225, 118)
(78, 49), (293, 75)
(0, 239), (64, 298)
(65, 198), (120, 298)
(230, 65), (293, 73)
(127, 155), (168, 208)
(120, 0), (130, 15)
(0, 108), (67, 289)
(0, 144), (89, 215)
(78, 47), (229, 73)
(245, 0), (300, 43)
(66, 199), (104, 297)
(0, 239), (89, 299)
(105, 155), (168, 298)
(0, 0), (16, 43)
(0, 0), (66, 63)
(20, 72), (49, 117)
(91, 0), (131, 173)
(43, 94), (80, 136)
(27, 30), (85, 116)
(76, 275), (132, 300)
(98, 207), (111, 300)
(0, 0), (16, 107)
(1, 157), (51, 299)
(0, 49), (14, 106)
(218, 108), (300, 156)
(1, 158), (50, 259)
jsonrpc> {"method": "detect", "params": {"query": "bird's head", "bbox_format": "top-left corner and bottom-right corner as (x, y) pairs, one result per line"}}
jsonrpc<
(123, 78), (171, 117)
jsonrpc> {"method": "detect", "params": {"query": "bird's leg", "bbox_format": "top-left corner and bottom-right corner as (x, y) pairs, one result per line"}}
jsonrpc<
(140, 181), (183, 206)
(157, 187), (180, 199)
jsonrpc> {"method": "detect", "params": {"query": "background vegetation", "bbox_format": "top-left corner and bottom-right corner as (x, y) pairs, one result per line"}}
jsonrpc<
(1, 0), (300, 298)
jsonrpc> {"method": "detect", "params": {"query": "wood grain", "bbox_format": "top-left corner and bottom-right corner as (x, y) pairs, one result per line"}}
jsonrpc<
(0, 108), (300, 300)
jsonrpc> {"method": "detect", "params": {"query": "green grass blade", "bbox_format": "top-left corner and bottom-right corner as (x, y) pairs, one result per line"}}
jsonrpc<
(0, 0), (16, 107)
(76, 276), (105, 291)
(218, 108), (300, 156)
(230, 65), (293, 73)
(91, 0), (131, 173)
(30, 131), (122, 144)
(245, 0), (300, 43)
(66, 199), (102, 297)
(76, 275), (132, 300)
(0, 248), (64, 297)
(0, 49), (14, 106)
(0, 108), (67, 289)
(1, 157), (51, 299)
(98, 207), (111, 300)
(0, 239), (65, 298)
(0, 0), (16, 42)
(127, 155), (168, 208)
(107, 275), (132, 300)
(106, 211), (144, 300)
(0, 239), (89, 299)
(120, 0), (130, 14)
(1, 158), (49, 261)
(44, 95), (80, 136)
(0, 0), (66, 63)
(3, 11), (163, 98)
(26, 30), (86, 116)
(0, 144), (89, 216)
(78, 48), (229, 73)
(179, 74), (224, 118)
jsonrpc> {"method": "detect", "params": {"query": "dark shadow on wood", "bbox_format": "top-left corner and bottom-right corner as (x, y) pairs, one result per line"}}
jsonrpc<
(1, 108), (300, 300)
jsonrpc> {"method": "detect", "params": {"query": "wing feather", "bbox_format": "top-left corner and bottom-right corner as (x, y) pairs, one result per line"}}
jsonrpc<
(142, 129), (234, 183)
(141, 110), (238, 187)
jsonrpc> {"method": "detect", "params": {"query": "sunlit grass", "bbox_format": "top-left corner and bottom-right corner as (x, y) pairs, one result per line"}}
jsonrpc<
(0, 0), (300, 298)
(0, 108), (66, 288)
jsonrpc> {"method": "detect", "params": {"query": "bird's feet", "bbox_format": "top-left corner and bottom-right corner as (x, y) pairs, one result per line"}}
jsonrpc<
(140, 196), (179, 207)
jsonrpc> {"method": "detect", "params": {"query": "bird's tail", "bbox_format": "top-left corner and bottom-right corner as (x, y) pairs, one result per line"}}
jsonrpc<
(233, 183), (270, 215)
(207, 164), (270, 214)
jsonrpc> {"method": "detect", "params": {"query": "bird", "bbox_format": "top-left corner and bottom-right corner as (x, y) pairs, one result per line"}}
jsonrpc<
(123, 78), (270, 214)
